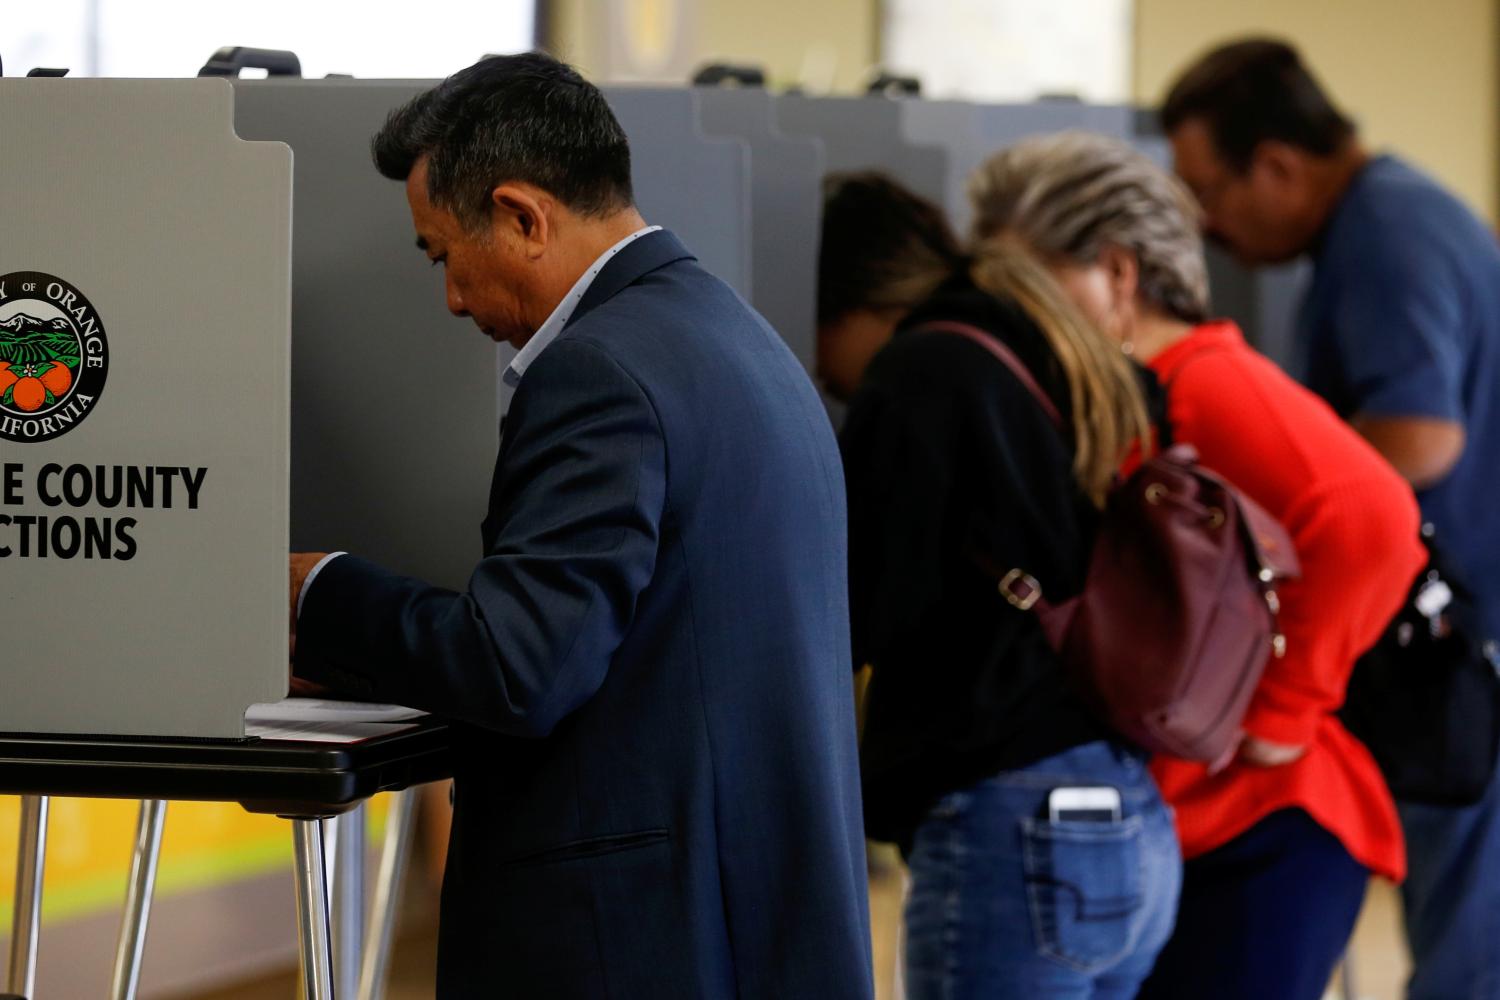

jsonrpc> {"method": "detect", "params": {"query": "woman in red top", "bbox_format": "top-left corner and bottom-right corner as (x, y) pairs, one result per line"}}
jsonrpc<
(969, 132), (1424, 1000)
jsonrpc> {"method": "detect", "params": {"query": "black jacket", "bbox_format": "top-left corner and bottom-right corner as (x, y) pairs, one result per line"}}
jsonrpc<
(841, 279), (1112, 847)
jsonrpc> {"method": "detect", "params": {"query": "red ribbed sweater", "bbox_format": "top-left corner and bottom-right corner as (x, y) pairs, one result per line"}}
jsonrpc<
(1145, 321), (1424, 881)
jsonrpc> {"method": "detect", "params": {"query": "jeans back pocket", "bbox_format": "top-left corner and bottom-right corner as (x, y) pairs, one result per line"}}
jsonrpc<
(1020, 814), (1145, 974)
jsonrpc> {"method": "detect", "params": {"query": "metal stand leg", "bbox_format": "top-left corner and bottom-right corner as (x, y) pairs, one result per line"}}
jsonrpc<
(332, 805), (366, 998)
(109, 800), (166, 1000)
(892, 868), (909, 1000)
(293, 819), (336, 1000)
(6, 795), (48, 999)
(358, 791), (417, 1000)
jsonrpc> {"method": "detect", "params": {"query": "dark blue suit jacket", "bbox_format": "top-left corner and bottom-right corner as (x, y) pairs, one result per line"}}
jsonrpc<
(297, 231), (873, 998)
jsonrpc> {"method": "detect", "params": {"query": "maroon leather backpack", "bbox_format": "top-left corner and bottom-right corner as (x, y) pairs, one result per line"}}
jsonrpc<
(922, 321), (1301, 763)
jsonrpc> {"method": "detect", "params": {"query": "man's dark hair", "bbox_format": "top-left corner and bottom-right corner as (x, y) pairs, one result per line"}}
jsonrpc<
(1161, 38), (1356, 173)
(817, 172), (965, 327)
(372, 52), (634, 229)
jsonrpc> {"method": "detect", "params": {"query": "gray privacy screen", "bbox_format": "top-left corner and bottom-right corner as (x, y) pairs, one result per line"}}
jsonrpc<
(0, 79), (291, 738)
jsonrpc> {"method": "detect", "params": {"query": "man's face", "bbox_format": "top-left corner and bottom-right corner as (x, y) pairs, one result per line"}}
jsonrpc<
(1170, 118), (1312, 266)
(406, 161), (537, 348)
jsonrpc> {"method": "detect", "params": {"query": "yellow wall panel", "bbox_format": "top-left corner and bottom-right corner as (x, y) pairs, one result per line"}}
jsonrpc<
(0, 795), (389, 929)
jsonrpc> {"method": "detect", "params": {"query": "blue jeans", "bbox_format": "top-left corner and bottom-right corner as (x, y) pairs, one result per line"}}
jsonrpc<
(903, 741), (1182, 1000)
(1401, 748), (1500, 1000)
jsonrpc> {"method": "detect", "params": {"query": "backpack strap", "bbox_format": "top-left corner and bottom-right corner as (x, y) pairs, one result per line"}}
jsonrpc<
(914, 320), (1065, 430)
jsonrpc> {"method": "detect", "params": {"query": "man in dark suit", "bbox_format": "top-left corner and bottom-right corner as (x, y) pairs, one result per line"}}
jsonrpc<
(287, 54), (873, 998)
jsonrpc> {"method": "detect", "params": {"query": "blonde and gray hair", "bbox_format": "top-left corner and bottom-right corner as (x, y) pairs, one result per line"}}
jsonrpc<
(968, 131), (1210, 324)
(968, 238), (1153, 504)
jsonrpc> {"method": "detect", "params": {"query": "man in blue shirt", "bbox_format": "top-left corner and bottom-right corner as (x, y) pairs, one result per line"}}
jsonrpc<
(1164, 38), (1500, 1000)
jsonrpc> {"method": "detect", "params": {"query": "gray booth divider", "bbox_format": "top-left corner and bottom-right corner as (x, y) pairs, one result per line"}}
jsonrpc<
(696, 87), (826, 372)
(975, 102), (1143, 146)
(233, 80), (499, 594)
(897, 99), (987, 234)
(775, 96), (951, 216)
(604, 88), (753, 301)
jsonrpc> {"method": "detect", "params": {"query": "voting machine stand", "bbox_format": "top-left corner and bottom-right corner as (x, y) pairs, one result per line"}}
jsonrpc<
(0, 726), (450, 1000)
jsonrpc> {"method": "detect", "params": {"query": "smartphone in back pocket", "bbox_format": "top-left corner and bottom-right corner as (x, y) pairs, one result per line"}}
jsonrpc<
(1048, 786), (1122, 823)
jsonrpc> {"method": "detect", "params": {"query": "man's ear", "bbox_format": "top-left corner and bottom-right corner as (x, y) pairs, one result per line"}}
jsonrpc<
(1099, 243), (1140, 309)
(1251, 140), (1305, 189)
(489, 183), (552, 258)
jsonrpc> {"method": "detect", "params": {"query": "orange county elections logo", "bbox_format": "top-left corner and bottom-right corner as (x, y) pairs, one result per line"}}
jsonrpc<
(0, 272), (108, 443)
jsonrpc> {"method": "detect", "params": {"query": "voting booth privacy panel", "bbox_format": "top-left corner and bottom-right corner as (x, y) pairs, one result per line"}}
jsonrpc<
(0, 79), (290, 739)
(696, 87), (825, 372)
(231, 79), (498, 595)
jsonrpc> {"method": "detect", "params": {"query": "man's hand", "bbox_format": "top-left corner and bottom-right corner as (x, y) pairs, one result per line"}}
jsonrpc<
(1238, 734), (1307, 768)
(289, 552), (330, 694)
(289, 675), (329, 697)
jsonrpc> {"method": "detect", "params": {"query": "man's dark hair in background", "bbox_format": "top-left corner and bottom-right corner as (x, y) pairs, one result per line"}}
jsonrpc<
(372, 52), (634, 230)
(1162, 38), (1354, 173)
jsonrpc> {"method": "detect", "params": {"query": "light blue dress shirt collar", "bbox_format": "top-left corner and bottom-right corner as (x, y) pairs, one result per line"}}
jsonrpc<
(501, 224), (662, 391)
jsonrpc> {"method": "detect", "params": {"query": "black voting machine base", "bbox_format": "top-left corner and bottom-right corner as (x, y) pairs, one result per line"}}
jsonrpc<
(0, 721), (454, 1000)
(0, 718), (453, 818)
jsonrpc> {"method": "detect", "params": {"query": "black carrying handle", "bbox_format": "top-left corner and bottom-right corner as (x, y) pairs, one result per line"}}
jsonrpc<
(866, 71), (921, 98)
(0, 55), (70, 77)
(691, 63), (767, 88)
(198, 46), (302, 78)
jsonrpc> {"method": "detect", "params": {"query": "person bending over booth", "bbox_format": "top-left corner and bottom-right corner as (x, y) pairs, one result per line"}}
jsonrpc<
(287, 53), (873, 999)
(824, 172), (1183, 1000)
(972, 130), (1424, 1000)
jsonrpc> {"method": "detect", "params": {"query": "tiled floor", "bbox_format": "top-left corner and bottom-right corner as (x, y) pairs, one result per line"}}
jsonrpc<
(196, 856), (1413, 1000)
(189, 922), (438, 1000)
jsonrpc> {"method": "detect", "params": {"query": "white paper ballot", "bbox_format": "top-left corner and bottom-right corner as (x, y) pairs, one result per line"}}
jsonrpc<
(245, 719), (418, 744)
(245, 699), (427, 725)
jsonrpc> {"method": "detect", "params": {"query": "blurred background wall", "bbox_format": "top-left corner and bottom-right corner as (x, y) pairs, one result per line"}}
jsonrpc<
(546, 0), (879, 91)
(546, 0), (1498, 221)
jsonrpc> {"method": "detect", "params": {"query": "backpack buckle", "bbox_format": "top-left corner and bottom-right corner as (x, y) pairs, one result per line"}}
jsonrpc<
(999, 569), (1042, 611)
